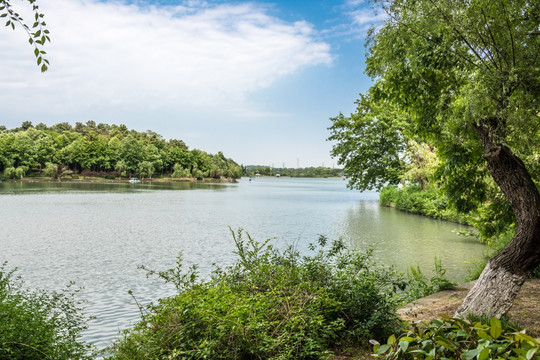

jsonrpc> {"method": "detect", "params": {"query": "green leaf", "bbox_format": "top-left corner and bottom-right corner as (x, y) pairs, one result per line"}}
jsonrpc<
(463, 348), (483, 360)
(514, 332), (538, 344)
(478, 347), (490, 360)
(526, 348), (538, 360)
(376, 344), (391, 354)
(399, 340), (410, 352)
(435, 336), (456, 351)
(490, 318), (502, 339)
(477, 330), (492, 340)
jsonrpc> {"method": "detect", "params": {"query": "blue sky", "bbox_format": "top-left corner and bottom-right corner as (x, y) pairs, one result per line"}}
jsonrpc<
(0, 0), (383, 167)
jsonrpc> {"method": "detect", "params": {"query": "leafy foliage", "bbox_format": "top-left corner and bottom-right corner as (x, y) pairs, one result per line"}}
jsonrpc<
(329, 0), (540, 263)
(0, 122), (242, 180)
(0, 263), (93, 360)
(0, 0), (50, 72)
(328, 92), (408, 190)
(372, 316), (540, 360)
(402, 258), (457, 304)
(379, 185), (468, 224)
(108, 230), (403, 359)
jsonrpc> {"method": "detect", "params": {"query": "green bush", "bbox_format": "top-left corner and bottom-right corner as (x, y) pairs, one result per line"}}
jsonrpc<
(380, 185), (400, 207)
(0, 263), (94, 360)
(107, 230), (403, 359)
(379, 185), (468, 224)
(372, 316), (539, 360)
(401, 258), (456, 304)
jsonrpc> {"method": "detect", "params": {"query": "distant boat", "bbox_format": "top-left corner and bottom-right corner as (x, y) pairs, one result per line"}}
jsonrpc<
(276, 173), (280, 177)
(129, 178), (140, 183)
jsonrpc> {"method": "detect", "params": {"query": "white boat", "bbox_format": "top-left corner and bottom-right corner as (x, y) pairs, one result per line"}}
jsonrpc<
(129, 177), (140, 183)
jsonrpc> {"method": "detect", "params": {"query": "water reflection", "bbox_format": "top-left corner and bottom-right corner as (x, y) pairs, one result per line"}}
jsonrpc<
(0, 178), (485, 349)
(342, 203), (483, 281)
(0, 180), (230, 194)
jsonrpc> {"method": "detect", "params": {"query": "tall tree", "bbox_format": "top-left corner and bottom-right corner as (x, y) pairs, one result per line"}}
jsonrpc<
(117, 135), (143, 173)
(330, 0), (539, 317)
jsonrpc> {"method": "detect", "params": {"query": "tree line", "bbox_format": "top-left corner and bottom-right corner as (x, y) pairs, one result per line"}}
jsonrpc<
(0, 121), (242, 180)
(244, 165), (343, 178)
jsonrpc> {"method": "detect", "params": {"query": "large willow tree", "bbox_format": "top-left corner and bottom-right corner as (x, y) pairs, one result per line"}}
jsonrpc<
(330, 0), (539, 317)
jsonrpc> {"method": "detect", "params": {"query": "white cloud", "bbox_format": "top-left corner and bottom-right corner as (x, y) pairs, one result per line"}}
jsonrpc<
(350, 7), (387, 27)
(345, 0), (367, 6)
(318, 1), (386, 41)
(0, 0), (332, 119)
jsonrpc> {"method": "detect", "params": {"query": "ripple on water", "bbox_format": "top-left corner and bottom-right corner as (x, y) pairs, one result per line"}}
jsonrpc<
(0, 179), (485, 350)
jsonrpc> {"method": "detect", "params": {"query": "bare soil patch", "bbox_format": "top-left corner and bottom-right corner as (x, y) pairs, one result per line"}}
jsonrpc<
(398, 279), (540, 336)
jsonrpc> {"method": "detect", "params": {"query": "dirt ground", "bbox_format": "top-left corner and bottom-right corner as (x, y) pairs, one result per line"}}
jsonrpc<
(333, 280), (540, 360)
(398, 279), (540, 336)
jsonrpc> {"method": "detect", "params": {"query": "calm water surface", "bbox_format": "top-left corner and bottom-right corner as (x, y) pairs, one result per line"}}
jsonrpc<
(0, 177), (485, 349)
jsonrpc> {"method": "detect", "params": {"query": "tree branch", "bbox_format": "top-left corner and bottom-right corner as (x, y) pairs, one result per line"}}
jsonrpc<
(427, 0), (490, 69)
(480, 7), (510, 68)
(380, 3), (481, 70)
(500, 0), (516, 67)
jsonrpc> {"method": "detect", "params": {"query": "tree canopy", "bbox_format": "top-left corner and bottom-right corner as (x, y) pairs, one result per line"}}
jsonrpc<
(0, 121), (242, 180)
(329, 0), (539, 317)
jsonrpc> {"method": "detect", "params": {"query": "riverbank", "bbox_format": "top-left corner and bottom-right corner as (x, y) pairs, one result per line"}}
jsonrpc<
(398, 279), (540, 337)
(1, 176), (237, 183)
(379, 185), (470, 225)
(336, 280), (540, 360)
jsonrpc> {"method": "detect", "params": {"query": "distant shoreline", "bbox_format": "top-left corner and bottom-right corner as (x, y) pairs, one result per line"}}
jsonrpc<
(0, 176), (237, 184)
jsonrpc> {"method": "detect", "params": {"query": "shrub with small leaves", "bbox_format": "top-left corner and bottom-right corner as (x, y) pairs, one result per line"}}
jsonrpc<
(0, 262), (94, 360)
(108, 230), (403, 359)
(372, 315), (540, 360)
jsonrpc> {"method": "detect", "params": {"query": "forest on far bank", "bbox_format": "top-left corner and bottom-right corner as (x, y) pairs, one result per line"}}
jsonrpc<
(244, 165), (343, 178)
(0, 121), (242, 180)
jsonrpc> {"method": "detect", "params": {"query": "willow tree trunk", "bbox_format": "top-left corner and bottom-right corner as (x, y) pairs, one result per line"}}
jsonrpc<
(455, 121), (540, 318)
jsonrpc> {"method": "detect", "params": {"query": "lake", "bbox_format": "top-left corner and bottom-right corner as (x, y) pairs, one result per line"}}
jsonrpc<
(0, 177), (485, 350)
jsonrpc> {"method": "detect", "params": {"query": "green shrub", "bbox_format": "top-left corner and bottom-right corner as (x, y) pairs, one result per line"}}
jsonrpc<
(380, 185), (400, 207)
(108, 230), (403, 359)
(401, 258), (456, 304)
(0, 263), (94, 360)
(372, 315), (539, 360)
(379, 185), (469, 224)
